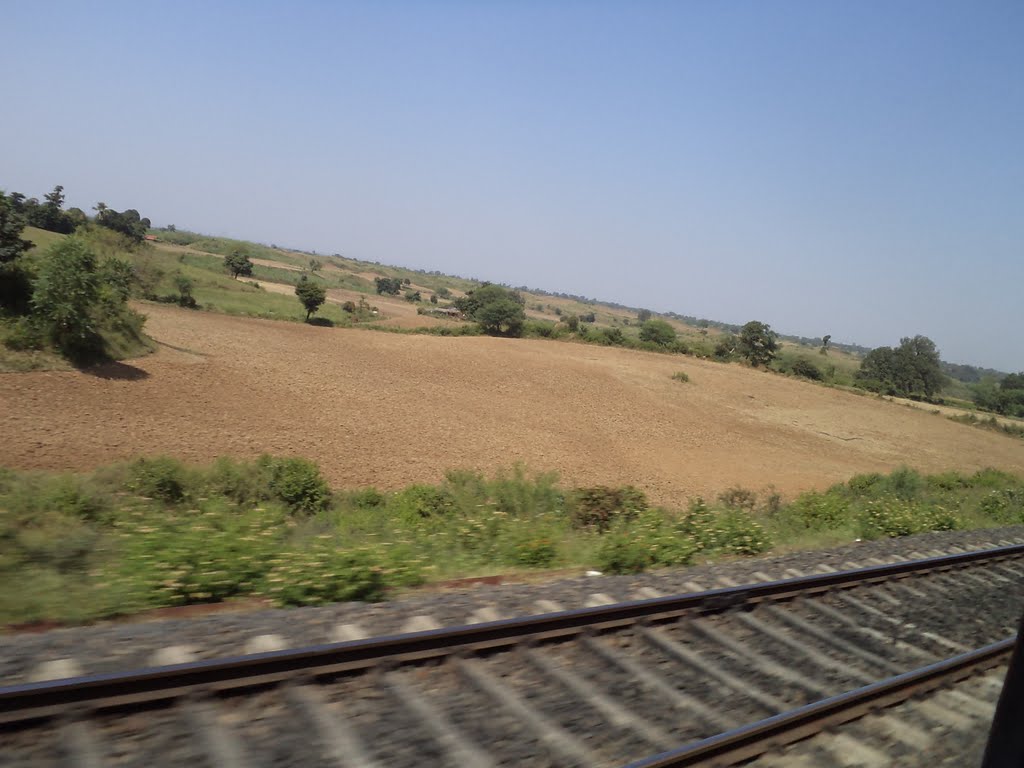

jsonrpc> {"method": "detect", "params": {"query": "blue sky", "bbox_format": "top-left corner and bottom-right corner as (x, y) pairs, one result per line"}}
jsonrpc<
(4, 1), (1022, 370)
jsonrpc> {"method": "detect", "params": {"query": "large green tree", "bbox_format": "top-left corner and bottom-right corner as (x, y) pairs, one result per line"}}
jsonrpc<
(96, 206), (151, 242)
(454, 284), (526, 336)
(856, 335), (945, 398)
(738, 321), (779, 367)
(31, 239), (102, 358)
(295, 276), (327, 321)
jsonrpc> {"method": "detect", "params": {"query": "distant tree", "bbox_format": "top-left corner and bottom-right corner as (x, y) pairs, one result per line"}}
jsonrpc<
(713, 332), (739, 360)
(436, 286), (451, 298)
(96, 206), (151, 242)
(295, 276), (327, 321)
(37, 185), (75, 233)
(430, 293), (438, 305)
(403, 289), (421, 302)
(454, 284), (526, 336)
(563, 314), (580, 332)
(224, 249), (254, 279)
(173, 274), (196, 308)
(972, 372), (1024, 417)
(639, 318), (677, 347)
(737, 321), (779, 367)
(856, 335), (945, 398)
(65, 207), (88, 231)
(820, 334), (832, 355)
(0, 192), (34, 313)
(374, 276), (402, 295)
(637, 309), (652, 323)
(166, 224), (177, 232)
(308, 258), (322, 273)
(580, 312), (596, 323)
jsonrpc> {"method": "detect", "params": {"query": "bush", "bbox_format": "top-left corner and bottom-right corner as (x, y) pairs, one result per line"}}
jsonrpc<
(570, 485), (648, 532)
(717, 486), (757, 511)
(857, 497), (957, 539)
(261, 456), (331, 515)
(105, 504), (284, 608)
(389, 484), (457, 520)
(712, 511), (772, 556)
(128, 457), (189, 504)
(782, 491), (850, 530)
(262, 544), (388, 606)
(639, 319), (677, 347)
(596, 533), (651, 574)
(671, 371), (690, 383)
(787, 357), (824, 381)
(978, 489), (1024, 524)
(510, 536), (558, 568)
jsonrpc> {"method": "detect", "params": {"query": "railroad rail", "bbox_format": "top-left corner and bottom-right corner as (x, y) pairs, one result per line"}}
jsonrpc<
(2, 543), (1022, 767)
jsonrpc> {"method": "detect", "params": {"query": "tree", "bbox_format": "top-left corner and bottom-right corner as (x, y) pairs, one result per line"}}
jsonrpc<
(295, 276), (327, 321)
(96, 206), (151, 242)
(856, 335), (945, 398)
(31, 239), (102, 359)
(820, 334), (832, 355)
(454, 284), (526, 336)
(0, 192), (34, 313)
(637, 309), (652, 323)
(737, 321), (779, 367)
(374, 276), (402, 295)
(639, 318), (677, 347)
(224, 249), (254, 279)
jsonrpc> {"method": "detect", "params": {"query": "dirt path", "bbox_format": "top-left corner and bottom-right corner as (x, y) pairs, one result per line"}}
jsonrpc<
(2, 304), (1022, 506)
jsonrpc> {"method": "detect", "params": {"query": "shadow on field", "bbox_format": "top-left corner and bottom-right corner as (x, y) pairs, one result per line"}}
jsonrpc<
(80, 361), (150, 381)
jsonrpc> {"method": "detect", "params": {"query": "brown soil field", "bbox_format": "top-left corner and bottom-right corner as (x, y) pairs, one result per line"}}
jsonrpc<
(2, 304), (1022, 506)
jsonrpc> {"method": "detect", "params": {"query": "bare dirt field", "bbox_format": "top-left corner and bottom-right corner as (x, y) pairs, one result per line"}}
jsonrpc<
(2, 304), (1022, 506)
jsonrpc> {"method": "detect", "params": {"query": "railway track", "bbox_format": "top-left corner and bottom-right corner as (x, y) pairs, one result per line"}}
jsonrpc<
(2, 544), (1022, 767)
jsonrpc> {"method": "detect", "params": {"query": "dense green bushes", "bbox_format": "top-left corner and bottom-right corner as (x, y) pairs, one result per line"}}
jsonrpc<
(0, 459), (1021, 624)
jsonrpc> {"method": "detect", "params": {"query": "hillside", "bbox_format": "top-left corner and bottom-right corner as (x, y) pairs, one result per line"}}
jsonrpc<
(2, 302), (1021, 506)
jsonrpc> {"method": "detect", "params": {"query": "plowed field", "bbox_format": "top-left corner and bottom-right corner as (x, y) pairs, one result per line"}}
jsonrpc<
(2, 304), (1022, 506)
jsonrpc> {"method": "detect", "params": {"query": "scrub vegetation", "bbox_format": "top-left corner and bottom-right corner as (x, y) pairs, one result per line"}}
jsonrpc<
(1, 458), (1021, 625)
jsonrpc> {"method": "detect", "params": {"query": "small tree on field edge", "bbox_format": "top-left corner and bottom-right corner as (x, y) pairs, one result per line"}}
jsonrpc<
(738, 321), (779, 367)
(224, 249), (254, 279)
(295, 276), (327, 321)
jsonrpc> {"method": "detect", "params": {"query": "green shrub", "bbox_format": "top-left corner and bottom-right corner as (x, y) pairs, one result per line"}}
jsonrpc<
(670, 371), (690, 383)
(106, 505), (284, 608)
(788, 357), (824, 381)
(205, 457), (272, 506)
(128, 457), (189, 504)
(846, 472), (885, 497)
(348, 487), (387, 509)
(782, 491), (850, 530)
(884, 467), (923, 500)
(262, 544), (388, 606)
(857, 497), (954, 539)
(978, 489), (1024, 524)
(926, 471), (970, 491)
(677, 498), (718, 550)
(969, 468), (1021, 489)
(596, 533), (651, 574)
(389, 484), (457, 520)
(510, 536), (558, 568)
(711, 511), (772, 556)
(261, 456), (331, 515)
(570, 485), (648, 532)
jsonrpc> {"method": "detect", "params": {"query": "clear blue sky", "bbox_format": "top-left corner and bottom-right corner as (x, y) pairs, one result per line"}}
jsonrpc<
(4, 1), (1022, 370)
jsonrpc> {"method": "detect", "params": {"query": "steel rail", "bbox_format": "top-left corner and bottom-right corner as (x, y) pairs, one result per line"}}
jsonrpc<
(2, 542), (1021, 726)
(622, 635), (1016, 768)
